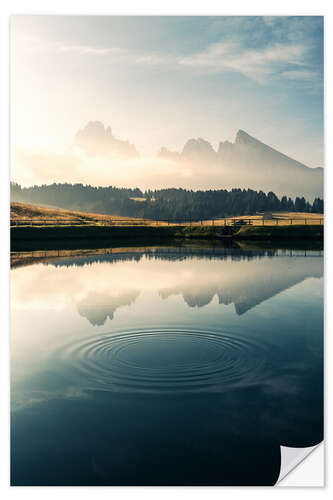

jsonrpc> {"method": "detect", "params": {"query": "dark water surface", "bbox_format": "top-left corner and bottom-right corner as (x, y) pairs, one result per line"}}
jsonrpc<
(11, 246), (323, 485)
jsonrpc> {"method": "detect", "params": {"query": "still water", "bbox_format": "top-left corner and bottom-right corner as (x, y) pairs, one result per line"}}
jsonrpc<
(11, 245), (323, 485)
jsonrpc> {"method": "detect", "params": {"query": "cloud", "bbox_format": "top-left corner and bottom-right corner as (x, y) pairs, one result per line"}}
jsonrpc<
(62, 39), (311, 84)
(262, 16), (323, 43)
(19, 28), (316, 85)
(178, 42), (309, 83)
(58, 44), (126, 57)
(280, 69), (318, 80)
(19, 35), (129, 59)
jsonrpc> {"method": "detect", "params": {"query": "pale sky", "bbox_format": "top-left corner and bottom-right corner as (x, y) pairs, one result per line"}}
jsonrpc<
(11, 16), (324, 188)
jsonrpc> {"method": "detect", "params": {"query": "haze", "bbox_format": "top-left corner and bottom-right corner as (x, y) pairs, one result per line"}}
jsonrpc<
(11, 16), (323, 189)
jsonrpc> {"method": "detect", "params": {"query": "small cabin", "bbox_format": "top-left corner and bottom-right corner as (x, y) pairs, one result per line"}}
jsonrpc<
(256, 211), (273, 220)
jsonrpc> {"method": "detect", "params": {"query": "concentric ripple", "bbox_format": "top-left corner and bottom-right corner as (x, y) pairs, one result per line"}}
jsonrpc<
(55, 328), (270, 393)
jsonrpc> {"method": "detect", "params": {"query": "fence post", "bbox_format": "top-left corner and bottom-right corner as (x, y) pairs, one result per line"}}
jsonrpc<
(305, 219), (307, 225)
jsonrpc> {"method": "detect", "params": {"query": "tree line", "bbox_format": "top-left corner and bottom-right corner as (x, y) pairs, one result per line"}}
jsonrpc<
(10, 182), (324, 220)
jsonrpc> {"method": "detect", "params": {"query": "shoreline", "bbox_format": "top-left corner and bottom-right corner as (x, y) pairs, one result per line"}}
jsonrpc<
(11, 244), (323, 270)
(11, 224), (323, 252)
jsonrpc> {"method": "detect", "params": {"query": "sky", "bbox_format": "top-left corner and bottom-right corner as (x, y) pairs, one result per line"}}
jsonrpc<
(11, 16), (324, 188)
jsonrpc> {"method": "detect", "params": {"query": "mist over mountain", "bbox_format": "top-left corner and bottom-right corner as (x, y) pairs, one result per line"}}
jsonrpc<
(74, 121), (139, 158)
(159, 129), (323, 200)
(73, 121), (323, 201)
(12, 122), (324, 210)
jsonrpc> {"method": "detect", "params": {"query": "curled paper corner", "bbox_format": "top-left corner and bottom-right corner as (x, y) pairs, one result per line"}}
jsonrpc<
(277, 442), (324, 486)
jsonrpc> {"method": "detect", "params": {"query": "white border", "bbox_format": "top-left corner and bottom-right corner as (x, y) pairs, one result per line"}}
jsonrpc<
(1, 1), (331, 498)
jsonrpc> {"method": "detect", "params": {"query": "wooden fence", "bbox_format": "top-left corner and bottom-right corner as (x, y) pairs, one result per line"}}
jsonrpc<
(10, 216), (324, 227)
(11, 247), (324, 261)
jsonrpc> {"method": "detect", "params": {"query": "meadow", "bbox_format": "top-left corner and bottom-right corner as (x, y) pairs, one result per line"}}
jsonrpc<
(11, 202), (323, 227)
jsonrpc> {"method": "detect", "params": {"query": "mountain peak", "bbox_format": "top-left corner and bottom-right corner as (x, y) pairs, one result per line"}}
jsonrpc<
(235, 129), (261, 147)
(74, 121), (139, 158)
(182, 138), (216, 157)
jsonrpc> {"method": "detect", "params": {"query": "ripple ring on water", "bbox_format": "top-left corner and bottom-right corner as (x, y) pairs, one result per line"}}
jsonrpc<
(55, 328), (270, 393)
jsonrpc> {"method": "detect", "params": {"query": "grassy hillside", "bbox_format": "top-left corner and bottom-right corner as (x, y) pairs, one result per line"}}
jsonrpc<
(11, 202), (323, 227)
(10, 202), (139, 223)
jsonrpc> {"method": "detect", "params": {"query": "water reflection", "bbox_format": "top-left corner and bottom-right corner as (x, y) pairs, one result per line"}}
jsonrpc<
(77, 290), (140, 326)
(12, 247), (323, 325)
(11, 245), (323, 486)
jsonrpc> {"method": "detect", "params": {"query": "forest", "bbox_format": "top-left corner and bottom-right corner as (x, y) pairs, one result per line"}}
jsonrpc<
(10, 182), (324, 220)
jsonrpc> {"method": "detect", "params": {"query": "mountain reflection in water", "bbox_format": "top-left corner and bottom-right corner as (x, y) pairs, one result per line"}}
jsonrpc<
(11, 246), (323, 325)
(11, 246), (323, 486)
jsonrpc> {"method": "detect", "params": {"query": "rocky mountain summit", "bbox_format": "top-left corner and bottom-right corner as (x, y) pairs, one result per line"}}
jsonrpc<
(159, 130), (323, 199)
(75, 121), (139, 158)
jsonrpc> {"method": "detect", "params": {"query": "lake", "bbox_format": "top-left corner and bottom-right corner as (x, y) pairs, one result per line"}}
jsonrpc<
(10, 244), (323, 485)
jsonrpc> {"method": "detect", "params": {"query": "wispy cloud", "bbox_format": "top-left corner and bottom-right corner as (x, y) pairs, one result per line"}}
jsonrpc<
(58, 44), (126, 57)
(55, 39), (312, 84)
(20, 34), (315, 85)
(178, 42), (310, 83)
(280, 69), (318, 80)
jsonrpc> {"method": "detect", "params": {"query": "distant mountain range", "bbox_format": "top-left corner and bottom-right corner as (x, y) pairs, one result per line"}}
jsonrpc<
(70, 121), (323, 199)
(159, 129), (323, 199)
